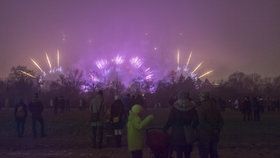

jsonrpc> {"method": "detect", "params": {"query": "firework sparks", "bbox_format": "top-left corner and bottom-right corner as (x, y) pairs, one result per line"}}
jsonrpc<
(177, 50), (180, 70)
(192, 62), (203, 74)
(112, 55), (124, 65)
(31, 58), (45, 74)
(185, 51), (192, 69)
(57, 49), (60, 68)
(130, 57), (143, 68)
(46, 53), (52, 70)
(18, 70), (36, 78)
(199, 70), (213, 78)
(96, 59), (108, 69)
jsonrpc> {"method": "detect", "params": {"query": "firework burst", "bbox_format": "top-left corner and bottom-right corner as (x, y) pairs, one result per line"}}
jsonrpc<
(89, 55), (154, 88)
(175, 50), (213, 79)
(30, 49), (63, 78)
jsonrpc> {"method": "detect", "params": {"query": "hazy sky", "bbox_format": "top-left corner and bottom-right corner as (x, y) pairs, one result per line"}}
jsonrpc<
(0, 0), (280, 80)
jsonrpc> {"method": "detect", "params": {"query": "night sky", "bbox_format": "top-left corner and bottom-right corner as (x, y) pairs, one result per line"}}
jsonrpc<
(0, 0), (280, 80)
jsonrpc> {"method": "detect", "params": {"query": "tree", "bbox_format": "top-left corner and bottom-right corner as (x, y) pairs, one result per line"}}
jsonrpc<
(6, 66), (36, 105)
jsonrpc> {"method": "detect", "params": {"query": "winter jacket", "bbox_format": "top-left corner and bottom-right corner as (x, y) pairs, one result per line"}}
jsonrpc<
(14, 102), (28, 120)
(127, 104), (154, 151)
(110, 99), (124, 124)
(89, 94), (104, 126)
(29, 99), (44, 118)
(197, 99), (224, 142)
(164, 99), (199, 146)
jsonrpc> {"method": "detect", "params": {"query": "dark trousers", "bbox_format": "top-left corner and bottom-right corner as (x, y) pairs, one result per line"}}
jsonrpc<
(243, 111), (252, 121)
(172, 145), (192, 158)
(253, 110), (260, 121)
(32, 117), (45, 138)
(131, 150), (143, 158)
(16, 119), (26, 137)
(92, 125), (103, 148)
(198, 140), (219, 158)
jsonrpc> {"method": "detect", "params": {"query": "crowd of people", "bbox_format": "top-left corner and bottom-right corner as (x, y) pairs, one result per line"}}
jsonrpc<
(87, 90), (223, 158)
(10, 88), (280, 158)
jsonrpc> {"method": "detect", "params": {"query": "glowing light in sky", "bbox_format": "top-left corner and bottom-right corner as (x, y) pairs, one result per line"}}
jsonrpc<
(130, 57), (143, 68)
(18, 70), (36, 79)
(46, 53), (52, 70)
(192, 62), (203, 74)
(199, 70), (214, 78)
(112, 55), (124, 65)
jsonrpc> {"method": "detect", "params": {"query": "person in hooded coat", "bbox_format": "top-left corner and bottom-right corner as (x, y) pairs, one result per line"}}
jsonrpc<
(164, 91), (199, 158)
(127, 104), (154, 158)
(196, 92), (224, 158)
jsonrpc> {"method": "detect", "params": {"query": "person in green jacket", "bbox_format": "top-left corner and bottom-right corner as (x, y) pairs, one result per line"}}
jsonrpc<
(127, 104), (154, 158)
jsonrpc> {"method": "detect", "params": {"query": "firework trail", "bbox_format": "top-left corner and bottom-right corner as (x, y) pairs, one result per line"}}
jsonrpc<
(46, 53), (52, 70)
(192, 62), (203, 74)
(18, 70), (36, 78)
(199, 70), (213, 78)
(31, 58), (45, 74)
(57, 49), (60, 68)
(185, 51), (192, 69)
(177, 50), (180, 70)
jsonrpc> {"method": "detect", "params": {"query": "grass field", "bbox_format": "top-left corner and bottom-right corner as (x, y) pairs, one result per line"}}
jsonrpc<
(0, 108), (279, 158)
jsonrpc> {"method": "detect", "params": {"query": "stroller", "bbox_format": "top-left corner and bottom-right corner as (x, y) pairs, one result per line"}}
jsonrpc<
(146, 128), (171, 158)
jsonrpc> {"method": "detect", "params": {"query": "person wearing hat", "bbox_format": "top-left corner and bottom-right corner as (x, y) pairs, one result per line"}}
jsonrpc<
(196, 92), (224, 158)
(164, 91), (199, 158)
(127, 104), (154, 158)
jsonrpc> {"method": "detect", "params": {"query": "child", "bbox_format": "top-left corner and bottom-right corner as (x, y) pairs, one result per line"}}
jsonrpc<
(127, 104), (154, 158)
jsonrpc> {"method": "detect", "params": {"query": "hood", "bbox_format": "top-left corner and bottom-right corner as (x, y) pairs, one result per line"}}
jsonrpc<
(174, 99), (195, 112)
(128, 104), (142, 121)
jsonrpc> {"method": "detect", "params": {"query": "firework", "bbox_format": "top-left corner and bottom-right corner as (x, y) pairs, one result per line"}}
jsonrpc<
(30, 50), (63, 78)
(18, 70), (36, 78)
(177, 50), (180, 70)
(96, 59), (108, 69)
(198, 70), (213, 78)
(185, 51), (192, 69)
(173, 50), (214, 80)
(90, 55), (153, 88)
(112, 55), (124, 65)
(192, 62), (203, 74)
(130, 57), (143, 68)
(31, 58), (45, 74)
(57, 49), (60, 68)
(46, 53), (52, 70)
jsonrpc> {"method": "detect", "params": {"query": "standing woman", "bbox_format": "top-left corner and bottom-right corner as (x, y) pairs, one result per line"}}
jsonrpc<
(14, 99), (28, 137)
(164, 91), (199, 158)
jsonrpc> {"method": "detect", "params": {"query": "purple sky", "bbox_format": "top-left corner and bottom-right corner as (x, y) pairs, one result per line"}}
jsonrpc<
(1, 0), (280, 80)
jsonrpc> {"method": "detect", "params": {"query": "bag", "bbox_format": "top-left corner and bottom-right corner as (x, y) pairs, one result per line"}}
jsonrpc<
(16, 106), (25, 118)
(184, 126), (197, 144)
(113, 117), (120, 123)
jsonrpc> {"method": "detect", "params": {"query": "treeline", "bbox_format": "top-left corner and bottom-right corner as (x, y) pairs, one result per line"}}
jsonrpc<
(0, 66), (280, 108)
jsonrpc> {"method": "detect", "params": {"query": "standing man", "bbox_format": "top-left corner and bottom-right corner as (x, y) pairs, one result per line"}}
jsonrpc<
(110, 95), (125, 147)
(197, 92), (224, 158)
(252, 97), (261, 121)
(89, 90), (105, 148)
(29, 93), (46, 138)
(14, 99), (28, 137)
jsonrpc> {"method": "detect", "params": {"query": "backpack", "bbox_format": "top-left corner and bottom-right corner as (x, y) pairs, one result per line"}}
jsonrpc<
(16, 106), (26, 118)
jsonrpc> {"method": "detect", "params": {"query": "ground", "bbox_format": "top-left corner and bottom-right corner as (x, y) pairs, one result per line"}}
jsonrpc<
(0, 108), (280, 158)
